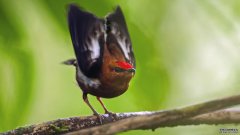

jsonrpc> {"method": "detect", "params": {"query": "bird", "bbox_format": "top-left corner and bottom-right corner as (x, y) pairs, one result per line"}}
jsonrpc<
(63, 4), (136, 122)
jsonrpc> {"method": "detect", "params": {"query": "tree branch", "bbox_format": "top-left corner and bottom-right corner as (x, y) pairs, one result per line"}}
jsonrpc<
(2, 95), (240, 135)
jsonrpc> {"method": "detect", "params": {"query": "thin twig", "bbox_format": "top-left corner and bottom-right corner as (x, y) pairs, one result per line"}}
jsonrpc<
(66, 94), (240, 135)
(2, 95), (240, 135)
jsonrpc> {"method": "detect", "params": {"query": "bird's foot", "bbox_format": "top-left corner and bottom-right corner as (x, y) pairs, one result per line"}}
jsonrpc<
(105, 111), (117, 121)
(93, 112), (103, 124)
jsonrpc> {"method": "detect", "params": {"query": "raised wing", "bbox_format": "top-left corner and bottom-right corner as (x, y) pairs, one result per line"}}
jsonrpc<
(106, 6), (136, 68)
(68, 4), (104, 78)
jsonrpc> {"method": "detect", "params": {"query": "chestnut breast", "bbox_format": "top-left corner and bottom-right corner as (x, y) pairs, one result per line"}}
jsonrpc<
(96, 42), (134, 98)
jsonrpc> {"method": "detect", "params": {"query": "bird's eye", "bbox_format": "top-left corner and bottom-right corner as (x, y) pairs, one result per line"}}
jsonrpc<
(113, 67), (125, 72)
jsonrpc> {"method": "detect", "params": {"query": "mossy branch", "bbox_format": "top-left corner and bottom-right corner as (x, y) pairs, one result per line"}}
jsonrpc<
(2, 95), (240, 135)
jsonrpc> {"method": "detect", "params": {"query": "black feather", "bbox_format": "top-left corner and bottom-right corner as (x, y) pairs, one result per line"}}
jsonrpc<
(105, 6), (136, 68)
(67, 4), (135, 78)
(68, 4), (104, 78)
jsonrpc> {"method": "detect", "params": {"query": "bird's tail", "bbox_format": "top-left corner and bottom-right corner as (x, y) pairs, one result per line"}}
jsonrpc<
(62, 58), (77, 66)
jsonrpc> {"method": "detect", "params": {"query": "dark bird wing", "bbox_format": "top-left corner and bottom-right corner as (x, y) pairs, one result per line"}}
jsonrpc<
(68, 4), (105, 78)
(106, 6), (136, 68)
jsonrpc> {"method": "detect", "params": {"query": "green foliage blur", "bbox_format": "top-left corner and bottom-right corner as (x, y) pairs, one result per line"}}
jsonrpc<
(1, 0), (240, 134)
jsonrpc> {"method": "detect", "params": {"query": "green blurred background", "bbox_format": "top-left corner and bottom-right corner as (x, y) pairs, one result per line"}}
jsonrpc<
(1, 0), (240, 134)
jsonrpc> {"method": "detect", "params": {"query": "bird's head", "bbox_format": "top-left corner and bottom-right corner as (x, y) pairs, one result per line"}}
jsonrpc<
(111, 61), (135, 74)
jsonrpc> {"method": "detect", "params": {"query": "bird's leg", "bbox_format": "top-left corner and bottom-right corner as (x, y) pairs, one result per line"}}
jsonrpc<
(96, 97), (112, 114)
(96, 97), (117, 120)
(83, 93), (102, 124)
(83, 93), (98, 115)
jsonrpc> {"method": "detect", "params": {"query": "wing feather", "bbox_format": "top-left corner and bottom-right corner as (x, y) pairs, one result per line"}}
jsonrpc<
(68, 4), (104, 77)
(106, 6), (136, 68)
